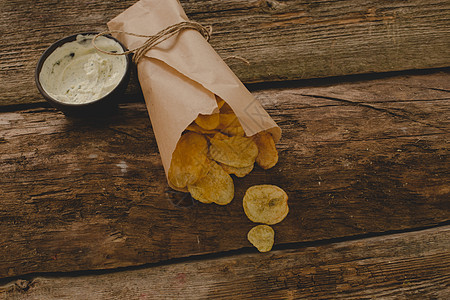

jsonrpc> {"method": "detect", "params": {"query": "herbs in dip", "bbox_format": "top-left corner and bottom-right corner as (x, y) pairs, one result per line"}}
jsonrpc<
(39, 34), (127, 104)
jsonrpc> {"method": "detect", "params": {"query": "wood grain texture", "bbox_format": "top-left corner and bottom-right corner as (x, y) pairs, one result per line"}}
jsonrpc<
(1, 72), (449, 278)
(1, 226), (449, 299)
(1, 0), (449, 106)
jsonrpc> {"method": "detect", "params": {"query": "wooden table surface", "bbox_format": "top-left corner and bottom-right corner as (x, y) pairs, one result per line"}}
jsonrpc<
(1, 0), (449, 299)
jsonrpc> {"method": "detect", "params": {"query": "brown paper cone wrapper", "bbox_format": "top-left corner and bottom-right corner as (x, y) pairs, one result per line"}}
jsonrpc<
(108, 0), (281, 186)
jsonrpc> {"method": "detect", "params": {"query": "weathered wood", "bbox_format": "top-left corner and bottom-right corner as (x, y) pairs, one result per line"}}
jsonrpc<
(1, 72), (449, 278)
(1, 0), (449, 106)
(1, 225), (449, 299)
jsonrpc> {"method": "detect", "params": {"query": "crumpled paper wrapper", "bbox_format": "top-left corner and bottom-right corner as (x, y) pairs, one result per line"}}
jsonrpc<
(108, 0), (281, 181)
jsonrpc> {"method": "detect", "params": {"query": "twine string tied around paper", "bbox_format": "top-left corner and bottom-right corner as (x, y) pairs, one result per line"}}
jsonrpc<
(92, 21), (249, 65)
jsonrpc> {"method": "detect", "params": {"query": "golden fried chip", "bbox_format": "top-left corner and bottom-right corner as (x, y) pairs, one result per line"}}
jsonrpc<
(209, 133), (258, 168)
(216, 96), (225, 109)
(188, 161), (234, 205)
(185, 123), (219, 135)
(219, 102), (234, 114)
(195, 113), (220, 130)
(243, 185), (288, 225)
(220, 162), (254, 178)
(253, 131), (278, 169)
(247, 225), (274, 252)
(168, 132), (210, 189)
(219, 113), (245, 136)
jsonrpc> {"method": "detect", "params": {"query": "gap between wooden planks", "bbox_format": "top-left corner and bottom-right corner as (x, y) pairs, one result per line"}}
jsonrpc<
(1, 225), (449, 299)
(1, 0), (449, 106)
(0, 71), (449, 278)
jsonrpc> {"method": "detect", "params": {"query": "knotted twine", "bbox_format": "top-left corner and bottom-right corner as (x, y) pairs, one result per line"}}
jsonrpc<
(92, 21), (249, 65)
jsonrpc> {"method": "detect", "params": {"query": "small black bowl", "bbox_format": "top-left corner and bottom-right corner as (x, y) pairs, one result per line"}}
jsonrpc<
(35, 32), (131, 116)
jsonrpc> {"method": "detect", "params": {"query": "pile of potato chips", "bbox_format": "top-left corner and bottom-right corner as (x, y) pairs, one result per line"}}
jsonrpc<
(168, 96), (288, 252)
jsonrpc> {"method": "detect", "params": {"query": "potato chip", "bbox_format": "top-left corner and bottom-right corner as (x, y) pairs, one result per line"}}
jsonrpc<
(185, 123), (218, 135)
(253, 131), (278, 169)
(211, 132), (228, 140)
(195, 113), (220, 130)
(209, 133), (258, 168)
(247, 225), (274, 252)
(168, 132), (210, 189)
(220, 162), (254, 178)
(216, 96), (225, 109)
(219, 102), (234, 114)
(243, 185), (288, 225)
(188, 161), (234, 205)
(218, 113), (245, 136)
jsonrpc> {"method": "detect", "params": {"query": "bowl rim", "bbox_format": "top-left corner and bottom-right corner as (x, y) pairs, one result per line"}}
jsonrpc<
(35, 32), (131, 108)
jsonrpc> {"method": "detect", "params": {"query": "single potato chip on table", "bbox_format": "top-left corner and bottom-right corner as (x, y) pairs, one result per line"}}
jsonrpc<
(243, 185), (289, 225)
(168, 132), (211, 189)
(188, 161), (234, 205)
(247, 225), (275, 252)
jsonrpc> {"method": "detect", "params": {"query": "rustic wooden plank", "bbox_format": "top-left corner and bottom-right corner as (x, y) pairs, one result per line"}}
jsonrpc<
(1, 0), (449, 106)
(1, 226), (449, 299)
(1, 72), (449, 278)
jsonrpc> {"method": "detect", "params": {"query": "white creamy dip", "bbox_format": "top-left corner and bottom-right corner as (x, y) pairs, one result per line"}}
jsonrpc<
(39, 34), (127, 104)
